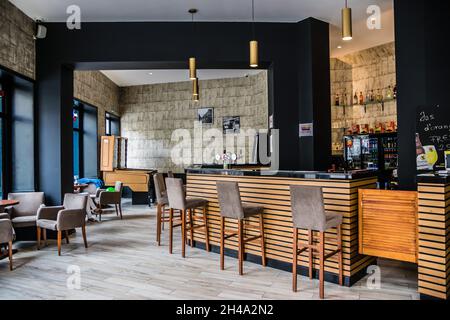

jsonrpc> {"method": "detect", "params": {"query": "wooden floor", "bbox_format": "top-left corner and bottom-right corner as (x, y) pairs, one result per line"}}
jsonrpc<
(0, 200), (419, 300)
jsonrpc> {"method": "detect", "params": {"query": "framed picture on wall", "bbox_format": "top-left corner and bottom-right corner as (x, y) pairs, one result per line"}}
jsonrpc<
(223, 116), (241, 134)
(197, 108), (214, 124)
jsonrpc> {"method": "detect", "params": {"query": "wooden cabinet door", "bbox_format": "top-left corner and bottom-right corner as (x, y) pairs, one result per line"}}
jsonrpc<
(100, 136), (115, 172)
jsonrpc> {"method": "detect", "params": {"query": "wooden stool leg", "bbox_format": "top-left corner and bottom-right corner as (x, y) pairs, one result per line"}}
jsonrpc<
(292, 228), (298, 292)
(181, 210), (186, 258)
(337, 225), (343, 286)
(161, 206), (165, 230)
(238, 220), (244, 275)
(43, 229), (47, 247)
(115, 204), (119, 216)
(203, 206), (210, 252)
(8, 241), (13, 271)
(308, 230), (313, 279)
(319, 231), (325, 299)
(57, 230), (62, 256)
(220, 217), (225, 270)
(36, 227), (41, 250)
(82, 225), (88, 248)
(156, 203), (162, 246)
(119, 203), (123, 220)
(259, 214), (266, 267)
(169, 208), (174, 254)
(189, 209), (194, 247)
(65, 230), (70, 244)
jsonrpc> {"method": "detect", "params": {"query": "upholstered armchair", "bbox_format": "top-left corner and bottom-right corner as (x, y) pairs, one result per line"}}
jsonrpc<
(94, 181), (123, 221)
(4, 192), (45, 229)
(36, 194), (88, 256)
(0, 218), (14, 270)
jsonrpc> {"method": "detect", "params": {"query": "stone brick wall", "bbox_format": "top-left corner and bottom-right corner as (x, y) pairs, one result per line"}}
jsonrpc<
(74, 71), (120, 137)
(0, 0), (35, 79)
(120, 71), (268, 173)
(331, 42), (397, 154)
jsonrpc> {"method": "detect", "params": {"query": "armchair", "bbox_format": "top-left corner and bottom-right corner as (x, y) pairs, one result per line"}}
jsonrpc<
(94, 181), (123, 221)
(0, 219), (14, 270)
(5, 192), (45, 229)
(36, 193), (88, 256)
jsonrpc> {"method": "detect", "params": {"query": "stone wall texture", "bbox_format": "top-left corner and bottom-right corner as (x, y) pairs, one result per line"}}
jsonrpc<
(74, 71), (120, 137)
(0, 0), (35, 79)
(330, 42), (397, 154)
(120, 71), (268, 173)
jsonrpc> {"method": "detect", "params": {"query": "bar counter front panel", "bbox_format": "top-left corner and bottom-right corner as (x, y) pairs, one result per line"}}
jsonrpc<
(185, 169), (378, 286)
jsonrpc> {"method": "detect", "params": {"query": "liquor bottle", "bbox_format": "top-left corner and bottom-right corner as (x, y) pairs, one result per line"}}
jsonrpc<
(359, 92), (364, 105)
(370, 90), (375, 102)
(377, 89), (383, 102)
(386, 85), (393, 99)
(354, 92), (358, 105)
(366, 92), (370, 104)
(344, 93), (348, 106)
(393, 85), (397, 99)
(335, 93), (340, 106)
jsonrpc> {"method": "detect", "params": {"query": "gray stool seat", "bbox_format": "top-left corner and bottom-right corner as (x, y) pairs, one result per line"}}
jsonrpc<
(186, 198), (208, 209)
(242, 203), (264, 217)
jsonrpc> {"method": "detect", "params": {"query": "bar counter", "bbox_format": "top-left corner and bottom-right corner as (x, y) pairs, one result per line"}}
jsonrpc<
(185, 168), (378, 286)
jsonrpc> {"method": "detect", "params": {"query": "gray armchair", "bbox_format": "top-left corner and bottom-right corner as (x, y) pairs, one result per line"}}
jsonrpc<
(5, 192), (45, 229)
(0, 219), (14, 270)
(36, 193), (88, 256)
(95, 181), (123, 221)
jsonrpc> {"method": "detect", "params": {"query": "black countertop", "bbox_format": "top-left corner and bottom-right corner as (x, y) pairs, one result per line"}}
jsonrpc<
(417, 172), (450, 184)
(185, 168), (378, 180)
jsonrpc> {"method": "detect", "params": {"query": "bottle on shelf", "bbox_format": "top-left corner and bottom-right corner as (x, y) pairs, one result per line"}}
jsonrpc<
(343, 93), (348, 106)
(366, 91), (371, 104)
(359, 91), (364, 105)
(377, 89), (383, 102)
(393, 85), (397, 99)
(335, 93), (340, 106)
(354, 92), (358, 105)
(370, 90), (375, 102)
(386, 85), (393, 99)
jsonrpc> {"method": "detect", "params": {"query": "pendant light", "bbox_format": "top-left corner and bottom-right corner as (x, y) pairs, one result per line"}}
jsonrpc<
(192, 77), (199, 101)
(249, 0), (258, 68)
(188, 9), (197, 80)
(341, 0), (352, 41)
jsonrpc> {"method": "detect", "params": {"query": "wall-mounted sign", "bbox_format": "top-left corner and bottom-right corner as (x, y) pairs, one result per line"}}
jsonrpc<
(299, 123), (313, 137)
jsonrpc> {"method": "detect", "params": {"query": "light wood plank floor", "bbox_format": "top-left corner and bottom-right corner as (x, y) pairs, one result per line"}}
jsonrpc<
(0, 200), (419, 300)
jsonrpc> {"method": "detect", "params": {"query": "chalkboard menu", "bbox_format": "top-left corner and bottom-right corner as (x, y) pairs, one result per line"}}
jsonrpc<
(416, 104), (450, 168)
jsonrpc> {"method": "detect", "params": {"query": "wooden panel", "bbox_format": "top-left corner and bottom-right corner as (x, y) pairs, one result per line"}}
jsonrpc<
(100, 136), (115, 172)
(358, 189), (418, 264)
(186, 173), (377, 283)
(418, 183), (450, 300)
(103, 169), (154, 192)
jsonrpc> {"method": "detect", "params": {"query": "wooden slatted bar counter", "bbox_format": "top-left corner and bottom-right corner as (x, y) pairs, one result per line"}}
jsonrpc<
(186, 168), (378, 286)
(417, 174), (450, 300)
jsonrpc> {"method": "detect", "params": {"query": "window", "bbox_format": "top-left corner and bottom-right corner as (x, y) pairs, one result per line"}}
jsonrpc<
(0, 86), (5, 198)
(73, 99), (98, 179)
(105, 112), (120, 136)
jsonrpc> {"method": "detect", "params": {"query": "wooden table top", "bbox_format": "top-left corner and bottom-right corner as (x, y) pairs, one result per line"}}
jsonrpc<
(0, 200), (20, 207)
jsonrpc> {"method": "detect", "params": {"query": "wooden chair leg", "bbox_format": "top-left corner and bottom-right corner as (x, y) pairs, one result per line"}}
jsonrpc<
(238, 220), (244, 275)
(308, 230), (313, 279)
(156, 203), (162, 246)
(161, 206), (165, 231)
(259, 214), (266, 267)
(169, 208), (174, 254)
(119, 203), (123, 220)
(57, 230), (62, 256)
(181, 210), (186, 258)
(203, 206), (210, 252)
(292, 228), (298, 292)
(188, 209), (194, 247)
(65, 230), (70, 244)
(36, 227), (41, 250)
(337, 225), (343, 286)
(43, 229), (47, 247)
(220, 217), (225, 270)
(82, 225), (88, 248)
(8, 241), (13, 271)
(319, 231), (325, 299)
(115, 204), (119, 216)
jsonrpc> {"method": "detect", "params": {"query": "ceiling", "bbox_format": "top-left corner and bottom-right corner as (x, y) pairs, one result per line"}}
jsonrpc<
(100, 69), (263, 87)
(10, 0), (394, 57)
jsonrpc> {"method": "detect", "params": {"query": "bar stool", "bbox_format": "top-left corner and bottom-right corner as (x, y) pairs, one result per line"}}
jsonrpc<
(290, 185), (343, 299)
(216, 181), (266, 275)
(165, 178), (210, 258)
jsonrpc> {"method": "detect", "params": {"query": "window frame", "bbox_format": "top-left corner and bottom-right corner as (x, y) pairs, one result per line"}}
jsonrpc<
(105, 111), (120, 136)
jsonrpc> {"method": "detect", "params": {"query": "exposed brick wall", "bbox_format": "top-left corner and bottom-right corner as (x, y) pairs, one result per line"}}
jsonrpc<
(73, 71), (120, 137)
(0, 0), (35, 79)
(120, 71), (268, 173)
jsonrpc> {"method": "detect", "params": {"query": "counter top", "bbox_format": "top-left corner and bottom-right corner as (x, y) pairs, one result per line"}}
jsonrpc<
(417, 173), (450, 184)
(185, 168), (378, 180)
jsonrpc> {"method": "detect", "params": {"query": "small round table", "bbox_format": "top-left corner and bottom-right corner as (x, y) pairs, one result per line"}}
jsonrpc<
(74, 184), (88, 192)
(0, 200), (20, 212)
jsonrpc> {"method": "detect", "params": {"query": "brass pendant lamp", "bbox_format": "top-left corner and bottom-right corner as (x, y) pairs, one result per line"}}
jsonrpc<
(249, 0), (258, 68)
(188, 8), (200, 101)
(342, 0), (352, 41)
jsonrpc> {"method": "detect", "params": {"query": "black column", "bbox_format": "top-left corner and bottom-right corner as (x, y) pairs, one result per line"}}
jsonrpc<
(297, 18), (331, 171)
(394, 0), (450, 189)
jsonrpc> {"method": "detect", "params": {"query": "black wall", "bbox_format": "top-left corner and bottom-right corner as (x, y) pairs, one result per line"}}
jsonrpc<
(36, 18), (332, 204)
(394, 0), (450, 189)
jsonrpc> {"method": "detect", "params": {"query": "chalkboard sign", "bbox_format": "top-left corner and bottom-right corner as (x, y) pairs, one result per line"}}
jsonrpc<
(416, 104), (450, 169)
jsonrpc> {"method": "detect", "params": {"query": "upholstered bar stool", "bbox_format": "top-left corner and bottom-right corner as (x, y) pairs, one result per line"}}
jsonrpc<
(165, 178), (210, 258)
(216, 181), (266, 275)
(290, 185), (343, 299)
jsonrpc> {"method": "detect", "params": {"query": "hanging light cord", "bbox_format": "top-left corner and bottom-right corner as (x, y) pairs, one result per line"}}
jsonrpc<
(252, 0), (255, 39)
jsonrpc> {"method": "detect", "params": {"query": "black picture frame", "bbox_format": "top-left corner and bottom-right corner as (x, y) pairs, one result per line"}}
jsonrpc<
(197, 108), (214, 124)
(223, 116), (241, 134)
